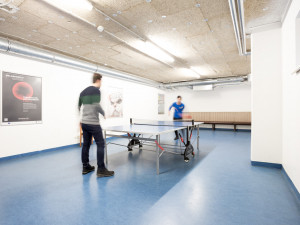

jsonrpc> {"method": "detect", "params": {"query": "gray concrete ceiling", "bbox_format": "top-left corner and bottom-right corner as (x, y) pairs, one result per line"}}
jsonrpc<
(0, 0), (289, 82)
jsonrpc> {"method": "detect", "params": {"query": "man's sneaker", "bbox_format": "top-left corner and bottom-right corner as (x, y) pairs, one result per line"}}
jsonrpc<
(82, 165), (95, 175)
(97, 167), (114, 178)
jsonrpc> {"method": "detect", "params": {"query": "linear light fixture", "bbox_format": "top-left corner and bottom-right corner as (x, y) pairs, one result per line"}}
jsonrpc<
(133, 40), (175, 63)
(178, 68), (201, 78)
(44, 0), (93, 11)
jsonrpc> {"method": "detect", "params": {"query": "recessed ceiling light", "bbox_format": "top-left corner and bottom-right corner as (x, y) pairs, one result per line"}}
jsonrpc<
(92, 39), (96, 42)
(211, 30), (214, 32)
(48, 20), (53, 24)
(187, 22), (192, 25)
(73, 31), (77, 34)
(146, 0), (151, 2)
(172, 27), (176, 31)
(0, 18), (5, 22)
(112, 13), (117, 17)
(32, 29), (38, 32)
(195, 3), (201, 8)
(69, 47), (73, 49)
(76, 45), (80, 48)
(203, 18), (208, 22)
(148, 20), (153, 23)
(56, 38), (61, 41)
(132, 25), (137, 29)
(12, 16), (17, 20)
(162, 15), (166, 18)
(104, 63), (108, 66)
(60, 16), (65, 19)
(117, 11), (122, 14)
(263, 7), (269, 11)
(27, 34), (32, 37)
(105, 17), (110, 21)
(65, 34), (69, 38)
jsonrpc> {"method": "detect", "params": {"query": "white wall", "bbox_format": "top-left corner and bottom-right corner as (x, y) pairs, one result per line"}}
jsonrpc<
(251, 28), (282, 164)
(165, 84), (251, 112)
(0, 53), (166, 158)
(281, 0), (300, 193)
(164, 84), (251, 129)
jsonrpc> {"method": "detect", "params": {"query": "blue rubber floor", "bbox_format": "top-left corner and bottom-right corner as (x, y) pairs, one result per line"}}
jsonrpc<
(0, 130), (299, 225)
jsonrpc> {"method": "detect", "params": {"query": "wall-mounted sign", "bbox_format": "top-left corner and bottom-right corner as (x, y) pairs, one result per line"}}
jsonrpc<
(1, 71), (42, 125)
(158, 94), (165, 114)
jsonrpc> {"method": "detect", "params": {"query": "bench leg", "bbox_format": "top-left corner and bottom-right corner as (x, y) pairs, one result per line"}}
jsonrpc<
(212, 124), (215, 130)
(234, 125), (237, 132)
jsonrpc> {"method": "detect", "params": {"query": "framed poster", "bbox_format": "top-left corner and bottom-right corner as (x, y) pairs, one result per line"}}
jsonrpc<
(104, 87), (123, 118)
(158, 93), (165, 114)
(1, 71), (42, 125)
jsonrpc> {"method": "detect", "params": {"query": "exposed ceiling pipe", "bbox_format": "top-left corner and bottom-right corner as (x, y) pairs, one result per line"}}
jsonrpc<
(228, 0), (251, 56)
(161, 76), (248, 89)
(0, 37), (159, 87)
(0, 37), (249, 89)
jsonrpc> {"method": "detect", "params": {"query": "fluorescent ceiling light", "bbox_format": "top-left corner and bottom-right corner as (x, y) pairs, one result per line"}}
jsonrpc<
(191, 66), (211, 76)
(148, 35), (190, 58)
(44, 0), (93, 11)
(178, 68), (200, 78)
(133, 40), (174, 63)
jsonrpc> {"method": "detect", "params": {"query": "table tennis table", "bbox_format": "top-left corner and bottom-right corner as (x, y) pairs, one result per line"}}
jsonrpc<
(103, 118), (203, 174)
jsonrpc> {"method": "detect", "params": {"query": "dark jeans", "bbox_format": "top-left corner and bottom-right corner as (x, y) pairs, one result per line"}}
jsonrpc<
(174, 117), (182, 138)
(81, 123), (105, 169)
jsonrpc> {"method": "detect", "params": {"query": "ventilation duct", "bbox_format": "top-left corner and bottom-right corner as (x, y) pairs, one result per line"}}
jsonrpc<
(0, 37), (159, 87)
(228, 0), (250, 56)
(0, 0), (19, 14)
(161, 76), (248, 89)
(0, 37), (249, 89)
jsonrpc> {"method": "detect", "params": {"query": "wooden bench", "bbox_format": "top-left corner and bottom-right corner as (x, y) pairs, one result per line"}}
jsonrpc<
(188, 112), (251, 131)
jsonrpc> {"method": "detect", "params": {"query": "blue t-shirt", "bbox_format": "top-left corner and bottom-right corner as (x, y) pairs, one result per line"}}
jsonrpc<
(169, 102), (185, 119)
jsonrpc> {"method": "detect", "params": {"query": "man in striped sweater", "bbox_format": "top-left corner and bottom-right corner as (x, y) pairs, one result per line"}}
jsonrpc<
(78, 73), (114, 177)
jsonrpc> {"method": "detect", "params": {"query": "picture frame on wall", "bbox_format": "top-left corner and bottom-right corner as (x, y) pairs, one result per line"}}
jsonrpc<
(0, 71), (42, 125)
(103, 86), (123, 118)
(158, 93), (165, 114)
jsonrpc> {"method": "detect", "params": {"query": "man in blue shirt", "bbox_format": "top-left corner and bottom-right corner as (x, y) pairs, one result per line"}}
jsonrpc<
(169, 96), (185, 140)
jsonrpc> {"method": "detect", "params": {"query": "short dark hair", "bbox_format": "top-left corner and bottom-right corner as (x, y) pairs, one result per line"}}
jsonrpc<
(93, 73), (102, 83)
(177, 96), (182, 99)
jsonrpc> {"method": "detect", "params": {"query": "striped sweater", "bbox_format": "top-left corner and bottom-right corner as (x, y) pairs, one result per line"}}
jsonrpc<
(78, 86), (105, 125)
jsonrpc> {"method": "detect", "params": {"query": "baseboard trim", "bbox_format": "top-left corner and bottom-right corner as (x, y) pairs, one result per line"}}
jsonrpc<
(251, 161), (299, 203)
(0, 136), (119, 162)
(251, 161), (282, 169)
(199, 127), (251, 132)
(282, 167), (300, 202)
(0, 143), (79, 162)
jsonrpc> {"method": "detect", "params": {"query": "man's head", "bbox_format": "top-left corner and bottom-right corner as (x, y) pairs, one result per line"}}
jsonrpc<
(93, 73), (102, 88)
(177, 95), (182, 104)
